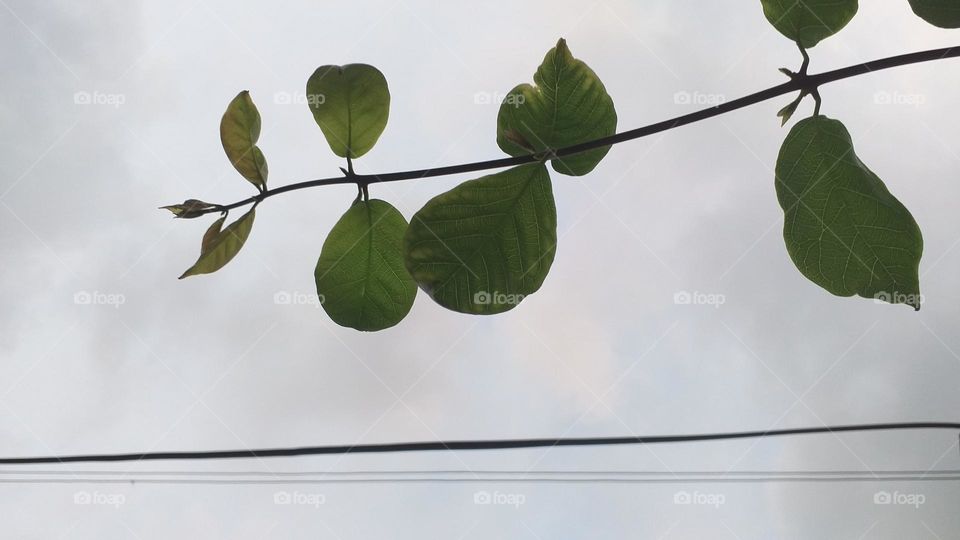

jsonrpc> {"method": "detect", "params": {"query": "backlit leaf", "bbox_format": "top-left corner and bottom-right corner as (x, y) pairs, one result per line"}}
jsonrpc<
(315, 199), (416, 331)
(179, 209), (256, 279)
(220, 91), (268, 189)
(404, 164), (557, 315)
(496, 38), (617, 177)
(775, 115), (923, 309)
(306, 64), (390, 159)
(760, 0), (859, 48)
(160, 199), (218, 219)
(908, 0), (960, 28)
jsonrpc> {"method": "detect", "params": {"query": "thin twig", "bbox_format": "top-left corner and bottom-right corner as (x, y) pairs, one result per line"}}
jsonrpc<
(181, 45), (960, 216)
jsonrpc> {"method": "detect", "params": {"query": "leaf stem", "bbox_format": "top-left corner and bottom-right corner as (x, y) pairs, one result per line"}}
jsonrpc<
(188, 45), (960, 216)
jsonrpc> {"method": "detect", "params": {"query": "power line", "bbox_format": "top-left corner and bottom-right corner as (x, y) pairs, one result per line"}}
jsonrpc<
(2, 474), (960, 485)
(0, 422), (957, 465)
(6, 469), (959, 476)
(1, 469), (959, 485)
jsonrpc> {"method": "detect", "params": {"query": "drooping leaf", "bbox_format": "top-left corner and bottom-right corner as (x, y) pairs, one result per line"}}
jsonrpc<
(908, 0), (960, 28)
(760, 0), (859, 48)
(315, 199), (416, 331)
(404, 164), (557, 315)
(496, 38), (617, 177)
(179, 209), (256, 279)
(220, 91), (268, 189)
(775, 115), (923, 309)
(201, 215), (226, 252)
(306, 64), (390, 159)
(160, 199), (218, 219)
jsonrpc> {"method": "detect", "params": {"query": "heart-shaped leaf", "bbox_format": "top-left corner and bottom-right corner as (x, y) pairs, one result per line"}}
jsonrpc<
(775, 115), (923, 309)
(315, 199), (416, 331)
(180, 208), (256, 279)
(404, 164), (557, 315)
(306, 64), (390, 159)
(220, 91), (268, 190)
(760, 0), (859, 48)
(908, 0), (960, 28)
(497, 38), (617, 177)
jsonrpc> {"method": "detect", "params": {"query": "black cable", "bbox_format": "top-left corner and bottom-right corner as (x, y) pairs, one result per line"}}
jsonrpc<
(5, 469), (958, 476)
(1, 422), (957, 465)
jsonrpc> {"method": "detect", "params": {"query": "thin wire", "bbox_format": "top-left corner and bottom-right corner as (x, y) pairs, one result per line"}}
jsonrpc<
(1, 422), (957, 465)
(3, 475), (960, 485)
(5, 469), (958, 477)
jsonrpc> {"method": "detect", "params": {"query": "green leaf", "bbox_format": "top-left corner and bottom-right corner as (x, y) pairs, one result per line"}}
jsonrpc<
(404, 164), (557, 315)
(775, 116), (923, 309)
(306, 64), (390, 159)
(220, 91), (268, 189)
(179, 209), (256, 279)
(496, 38), (617, 177)
(315, 199), (416, 331)
(760, 0), (859, 48)
(160, 199), (218, 219)
(908, 0), (960, 28)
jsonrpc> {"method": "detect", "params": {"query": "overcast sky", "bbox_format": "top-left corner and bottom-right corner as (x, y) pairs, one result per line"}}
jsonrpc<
(1, 0), (959, 538)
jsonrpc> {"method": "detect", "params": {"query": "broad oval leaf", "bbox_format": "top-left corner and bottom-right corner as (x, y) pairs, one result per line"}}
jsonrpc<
(404, 164), (557, 315)
(760, 0), (859, 48)
(220, 91), (268, 189)
(908, 0), (960, 28)
(179, 208), (256, 279)
(497, 38), (617, 177)
(315, 199), (416, 331)
(306, 64), (390, 159)
(775, 116), (923, 309)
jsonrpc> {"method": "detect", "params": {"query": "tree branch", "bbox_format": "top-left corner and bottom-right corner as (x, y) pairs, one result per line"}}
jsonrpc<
(187, 45), (960, 216)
